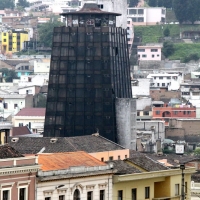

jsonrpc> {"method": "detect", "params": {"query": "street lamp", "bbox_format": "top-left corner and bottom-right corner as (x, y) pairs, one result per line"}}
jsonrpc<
(180, 164), (185, 200)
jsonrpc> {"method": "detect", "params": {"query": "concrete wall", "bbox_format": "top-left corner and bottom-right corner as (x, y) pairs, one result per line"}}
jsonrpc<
(137, 121), (165, 142)
(96, 0), (127, 28)
(136, 97), (151, 110)
(115, 98), (137, 150)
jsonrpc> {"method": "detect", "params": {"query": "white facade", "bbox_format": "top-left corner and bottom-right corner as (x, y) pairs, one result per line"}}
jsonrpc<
(148, 72), (183, 91)
(0, 94), (33, 118)
(180, 83), (200, 106)
(18, 85), (40, 95)
(132, 78), (150, 97)
(127, 7), (166, 26)
(127, 18), (134, 55)
(34, 59), (50, 74)
(138, 45), (162, 61)
(13, 115), (44, 133)
(18, 74), (49, 87)
(37, 169), (113, 200)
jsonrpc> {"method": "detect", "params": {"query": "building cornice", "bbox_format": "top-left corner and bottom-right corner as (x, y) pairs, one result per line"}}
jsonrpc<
(113, 167), (196, 183)
(0, 165), (40, 176)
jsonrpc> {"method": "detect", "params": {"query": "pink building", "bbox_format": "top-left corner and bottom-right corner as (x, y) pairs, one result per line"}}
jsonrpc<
(0, 145), (40, 200)
(137, 45), (162, 61)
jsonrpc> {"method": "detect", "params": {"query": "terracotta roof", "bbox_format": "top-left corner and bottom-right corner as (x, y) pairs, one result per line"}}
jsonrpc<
(15, 108), (46, 117)
(38, 151), (106, 171)
(12, 126), (32, 136)
(0, 145), (23, 158)
(8, 134), (125, 154)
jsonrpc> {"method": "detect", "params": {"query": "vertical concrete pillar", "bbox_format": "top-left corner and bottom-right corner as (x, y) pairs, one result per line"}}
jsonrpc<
(115, 98), (136, 150)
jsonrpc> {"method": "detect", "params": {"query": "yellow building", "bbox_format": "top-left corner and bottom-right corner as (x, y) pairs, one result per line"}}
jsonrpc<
(1, 30), (29, 53)
(112, 155), (196, 200)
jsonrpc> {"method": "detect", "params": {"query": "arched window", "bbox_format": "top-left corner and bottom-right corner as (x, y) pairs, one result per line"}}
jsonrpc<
(73, 189), (80, 200)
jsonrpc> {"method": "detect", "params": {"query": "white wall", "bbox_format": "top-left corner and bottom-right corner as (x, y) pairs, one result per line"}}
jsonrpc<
(37, 173), (113, 200)
(18, 86), (36, 95)
(132, 78), (150, 97)
(34, 60), (50, 74)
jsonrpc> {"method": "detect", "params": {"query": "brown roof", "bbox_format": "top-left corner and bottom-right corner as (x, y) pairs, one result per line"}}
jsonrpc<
(38, 151), (106, 171)
(12, 126), (32, 136)
(15, 108), (46, 117)
(0, 145), (23, 158)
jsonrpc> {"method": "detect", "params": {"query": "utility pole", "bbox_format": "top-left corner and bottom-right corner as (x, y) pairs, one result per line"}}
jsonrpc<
(180, 164), (185, 200)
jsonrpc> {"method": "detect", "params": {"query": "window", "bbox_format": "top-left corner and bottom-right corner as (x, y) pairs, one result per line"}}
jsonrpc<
(167, 77), (171, 79)
(174, 111), (178, 115)
(3, 39), (6, 42)
(145, 187), (150, 199)
(14, 104), (18, 109)
(19, 188), (27, 200)
(118, 190), (123, 200)
(118, 155), (121, 160)
(138, 9), (144, 14)
(138, 49), (145, 52)
(156, 111), (160, 115)
(175, 184), (179, 195)
(132, 188), (137, 200)
(87, 191), (93, 200)
(58, 195), (65, 200)
(45, 198), (51, 200)
(125, 155), (127, 159)
(109, 156), (113, 161)
(4, 103), (8, 109)
(74, 189), (80, 200)
(154, 77), (156, 79)
(143, 111), (149, 116)
(101, 157), (104, 162)
(151, 49), (158, 52)
(2, 189), (10, 200)
(100, 190), (105, 200)
(185, 182), (187, 194)
(159, 77), (163, 79)
(157, 83), (160, 86)
(98, 4), (103, 9)
(152, 55), (154, 58)
(183, 111), (186, 115)
(187, 111), (191, 115)
(162, 83), (165, 86)
(142, 54), (147, 58)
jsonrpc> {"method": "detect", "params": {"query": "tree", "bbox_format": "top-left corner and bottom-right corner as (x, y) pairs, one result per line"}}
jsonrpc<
(148, 0), (157, 7)
(186, 0), (200, 24)
(162, 0), (172, 8)
(157, 0), (163, 7)
(163, 27), (170, 37)
(162, 41), (174, 58)
(0, 0), (14, 9)
(173, 0), (188, 24)
(0, 68), (19, 82)
(172, 0), (200, 24)
(194, 148), (200, 156)
(17, 0), (29, 8)
(128, 0), (139, 7)
(38, 17), (65, 48)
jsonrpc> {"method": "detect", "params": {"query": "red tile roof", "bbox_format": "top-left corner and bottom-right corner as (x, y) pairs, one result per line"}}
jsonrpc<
(38, 151), (106, 171)
(15, 108), (46, 117)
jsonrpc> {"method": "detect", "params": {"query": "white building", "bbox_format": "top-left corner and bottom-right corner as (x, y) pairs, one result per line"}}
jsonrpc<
(37, 152), (113, 200)
(180, 82), (200, 106)
(18, 74), (49, 87)
(127, 7), (166, 26)
(34, 58), (50, 74)
(13, 108), (45, 133)
(132, 78), (150, 97)
(127, 18), (134, 55)
(0, 94), (33, 118)
(147, 72), (183, 91)
(18, 85), (41, 95)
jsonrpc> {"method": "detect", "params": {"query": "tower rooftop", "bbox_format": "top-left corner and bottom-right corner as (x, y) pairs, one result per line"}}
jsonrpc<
(60, 3), (121, 16)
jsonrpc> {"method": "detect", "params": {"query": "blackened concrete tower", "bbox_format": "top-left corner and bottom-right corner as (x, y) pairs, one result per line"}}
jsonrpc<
(44, 2), (132, 143)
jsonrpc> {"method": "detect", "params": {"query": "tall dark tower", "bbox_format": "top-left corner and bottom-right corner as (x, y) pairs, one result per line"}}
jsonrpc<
(44, 2), (132, 143)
